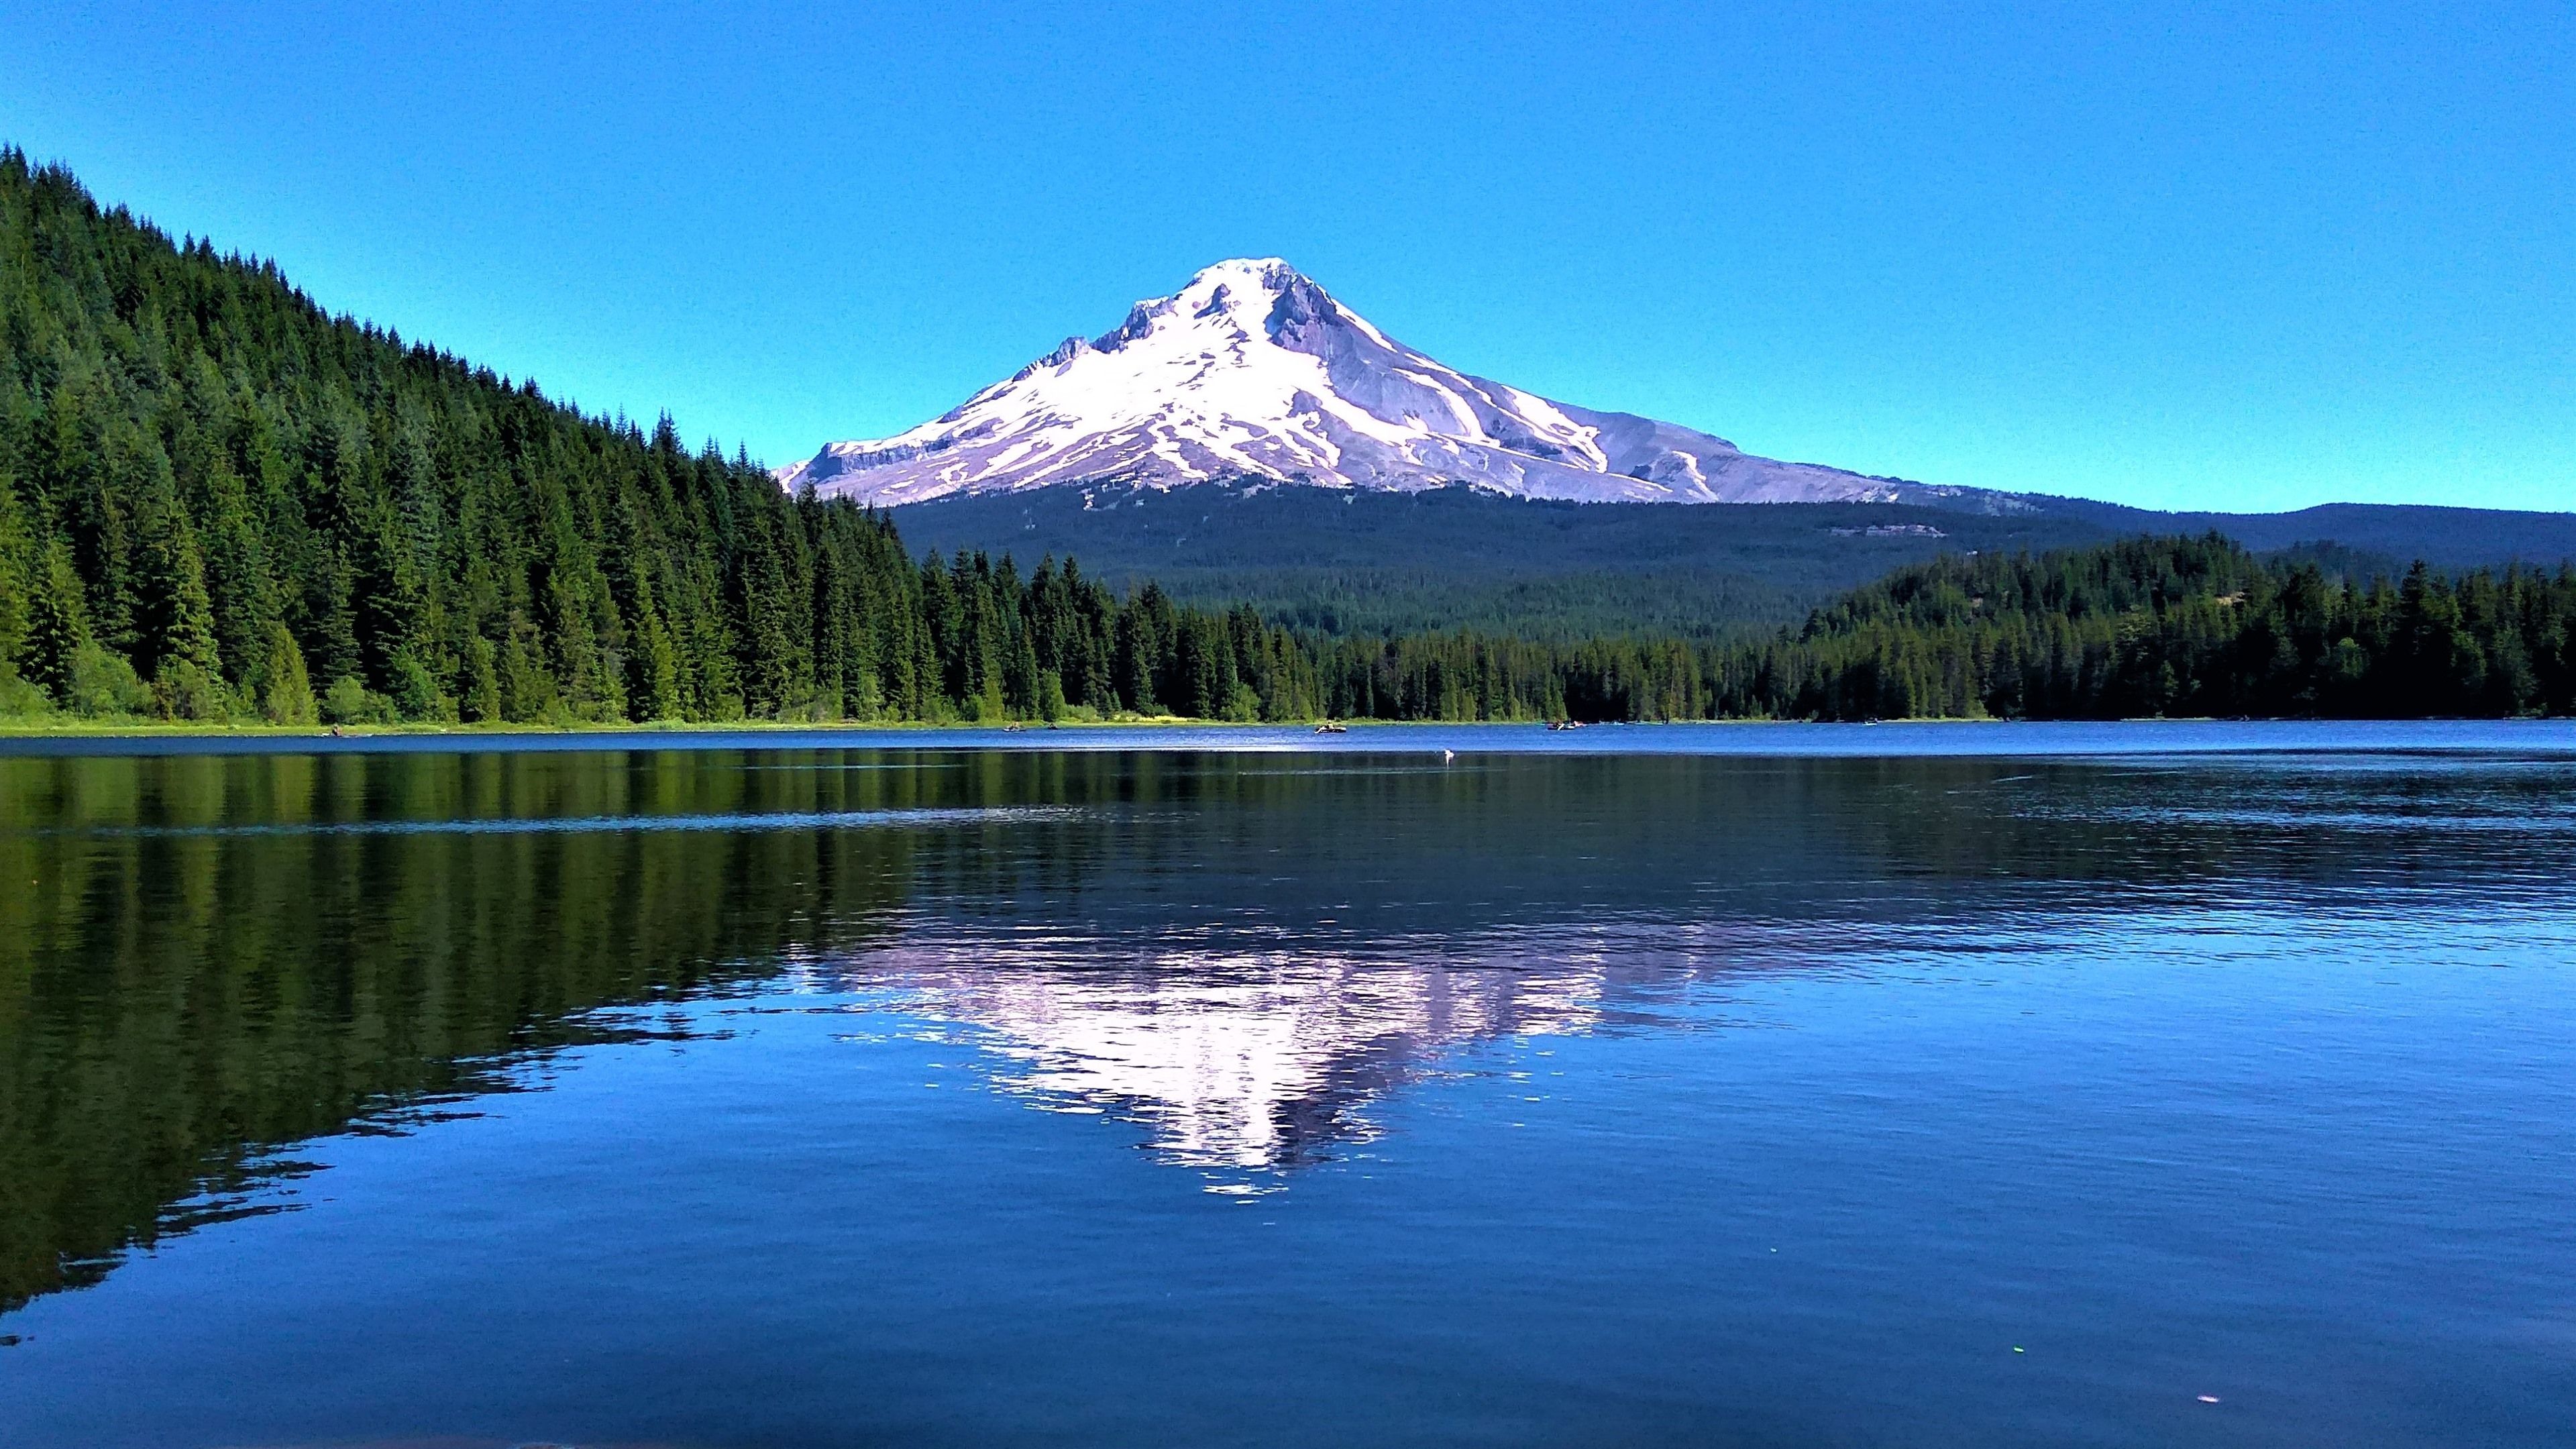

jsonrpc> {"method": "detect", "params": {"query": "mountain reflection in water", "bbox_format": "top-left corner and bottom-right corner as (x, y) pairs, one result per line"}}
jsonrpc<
(843, 943), (1615, 1176)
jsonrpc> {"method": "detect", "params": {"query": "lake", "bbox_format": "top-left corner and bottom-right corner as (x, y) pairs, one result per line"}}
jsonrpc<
(3, 722), (2573, 1447)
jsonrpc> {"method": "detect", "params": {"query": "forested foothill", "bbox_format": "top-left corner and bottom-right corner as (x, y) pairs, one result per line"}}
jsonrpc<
(2, 152), (2569, 727)
(0, 151), (1322, 727)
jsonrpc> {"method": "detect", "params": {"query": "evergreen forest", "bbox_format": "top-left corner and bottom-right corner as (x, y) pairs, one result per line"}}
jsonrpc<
(1, 151), (2571, 727)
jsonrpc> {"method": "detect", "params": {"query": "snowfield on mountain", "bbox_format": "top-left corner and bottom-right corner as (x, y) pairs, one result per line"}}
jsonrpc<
(777, 259), (1994, 508)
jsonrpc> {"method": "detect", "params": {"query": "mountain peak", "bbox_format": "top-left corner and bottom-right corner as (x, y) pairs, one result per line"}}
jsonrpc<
(1189, 256), (1301, 286)
(1082, 258), (1314, 355)
(779, 263), (1972, 509)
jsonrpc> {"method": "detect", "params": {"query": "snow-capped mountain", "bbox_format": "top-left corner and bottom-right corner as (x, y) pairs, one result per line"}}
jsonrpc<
(778, 258), (1977, 507)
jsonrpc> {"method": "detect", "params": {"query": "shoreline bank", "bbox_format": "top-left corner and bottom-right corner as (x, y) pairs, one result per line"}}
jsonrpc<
(5, 718), (2574, 760)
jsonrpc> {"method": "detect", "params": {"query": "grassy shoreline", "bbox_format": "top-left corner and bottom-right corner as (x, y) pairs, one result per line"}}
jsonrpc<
(5, 715), (2535, 743)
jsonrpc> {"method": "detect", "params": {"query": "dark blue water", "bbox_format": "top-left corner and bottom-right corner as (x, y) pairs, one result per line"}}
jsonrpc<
(2, 722), (2572, 1446)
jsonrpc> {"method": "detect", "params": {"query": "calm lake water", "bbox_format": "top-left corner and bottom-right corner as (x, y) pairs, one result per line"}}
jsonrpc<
(3, 722), (2573, 1447)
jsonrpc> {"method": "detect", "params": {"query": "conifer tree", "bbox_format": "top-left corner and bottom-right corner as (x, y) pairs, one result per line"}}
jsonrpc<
(19, 541), (93, 699)
(126, 474), (224, 686)
(260, 623), (317, 724)
(0, 468), (30, 672)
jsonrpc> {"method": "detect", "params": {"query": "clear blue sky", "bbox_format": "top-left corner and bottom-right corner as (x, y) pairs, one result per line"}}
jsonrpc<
(5, 2), (2569, 513)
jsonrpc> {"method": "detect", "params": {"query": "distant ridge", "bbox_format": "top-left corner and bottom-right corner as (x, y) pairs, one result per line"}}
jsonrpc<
(781, 258), (2009, 510)
(887, 482), (2576, 640)
(2031, 499), (2576, 570)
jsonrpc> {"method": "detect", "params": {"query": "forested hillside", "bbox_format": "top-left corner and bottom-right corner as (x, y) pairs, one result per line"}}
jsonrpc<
(1729, 535), (2576, 720)
(888, 474), (2576, 643)
(887, 479), (2117, 640)
(0, 151), (1330, 725)
(2, 153), (2570, 729)
(1287, 536), (2576, 722)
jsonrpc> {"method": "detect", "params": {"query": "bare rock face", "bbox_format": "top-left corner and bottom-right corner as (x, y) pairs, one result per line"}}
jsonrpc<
(779, 259), (1993, 509)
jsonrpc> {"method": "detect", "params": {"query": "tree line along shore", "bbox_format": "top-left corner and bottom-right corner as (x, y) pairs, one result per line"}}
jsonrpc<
(4, 150), (2573, 731)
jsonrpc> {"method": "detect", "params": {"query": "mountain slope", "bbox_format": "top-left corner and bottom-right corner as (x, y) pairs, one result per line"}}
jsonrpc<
(888, 482), (2115, 638)
(885, 480), (2576, 640)
(782, 258), (2001, 509)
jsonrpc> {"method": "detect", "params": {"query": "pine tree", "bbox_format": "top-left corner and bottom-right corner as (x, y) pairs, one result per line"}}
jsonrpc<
(260, 623), (317, 724)
(0, 467), (31, 674)
(18, 541), (92, 700)
(127, 474), (223, 686)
